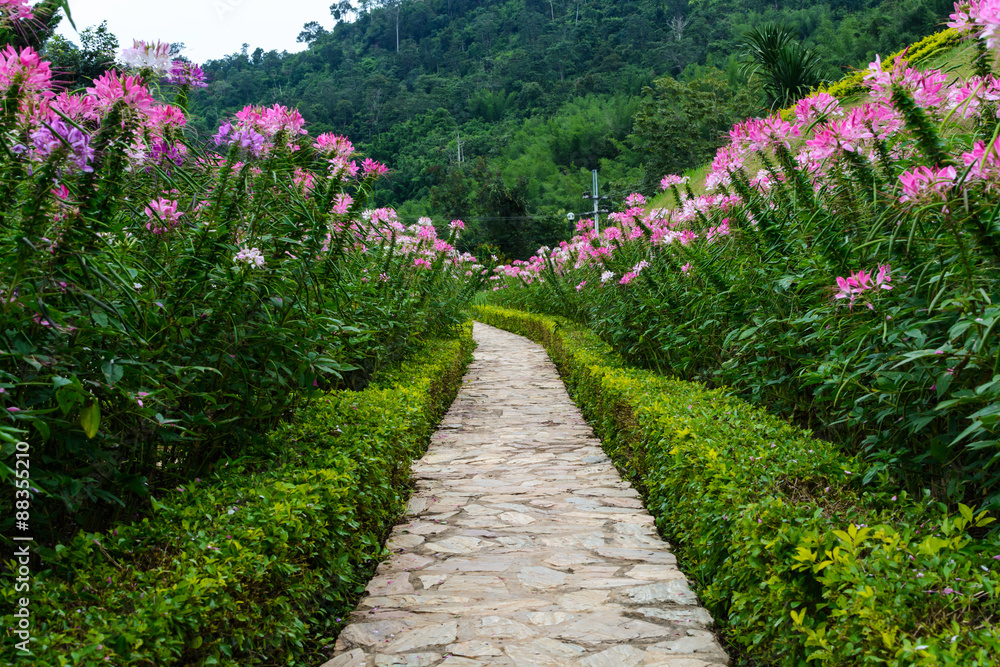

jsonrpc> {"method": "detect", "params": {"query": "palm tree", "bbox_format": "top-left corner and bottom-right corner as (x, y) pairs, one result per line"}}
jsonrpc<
(740, 23), (822, 110)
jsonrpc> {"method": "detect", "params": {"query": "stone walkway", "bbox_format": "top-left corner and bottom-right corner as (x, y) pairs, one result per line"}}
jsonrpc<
(323, 323), (729, 667)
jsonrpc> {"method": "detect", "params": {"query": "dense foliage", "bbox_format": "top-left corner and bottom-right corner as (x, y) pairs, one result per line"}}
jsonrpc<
(475, 305), (1000, 667)
(485, 20), (1000, 509)
(0, 326), (474, 666)
(0, 21), (485, 542)
(147, 0), (959, 252)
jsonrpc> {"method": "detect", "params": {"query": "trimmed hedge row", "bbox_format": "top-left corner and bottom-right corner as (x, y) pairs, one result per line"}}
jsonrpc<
(474, 306), (1000, 666)
(1, 325), (475, 666)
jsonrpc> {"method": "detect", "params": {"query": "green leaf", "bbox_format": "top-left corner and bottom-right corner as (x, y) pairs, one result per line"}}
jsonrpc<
(102, 360), (125, 385)
(80, 402), (101, 439)
(56, 384), (84, 416)
(55, 0), (76, 30)
(958, 504), (974, 522)
(936, 371), (953, 399)
(32, 419), (50, 440)
(52, 376), (74, 389)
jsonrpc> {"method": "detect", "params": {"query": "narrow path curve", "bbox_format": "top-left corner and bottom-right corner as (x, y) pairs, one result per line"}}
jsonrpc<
(324, 323), (730, 667)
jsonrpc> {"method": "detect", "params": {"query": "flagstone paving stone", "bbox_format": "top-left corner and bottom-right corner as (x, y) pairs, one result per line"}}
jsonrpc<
(323, 323), (729, 667)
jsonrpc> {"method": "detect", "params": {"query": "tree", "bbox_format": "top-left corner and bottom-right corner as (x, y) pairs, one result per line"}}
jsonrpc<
(297, 21), (328, 45)
(629, 68), (756, 181)
(739, 23), (822, 109)
(331, 0), (354, 22)
(43, 20), (119, 88)
(472, 165), (554, 260)
(429, 164), (472, 223)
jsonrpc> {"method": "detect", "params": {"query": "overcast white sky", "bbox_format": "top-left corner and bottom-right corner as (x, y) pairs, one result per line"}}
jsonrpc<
(55, 0), (337, 63)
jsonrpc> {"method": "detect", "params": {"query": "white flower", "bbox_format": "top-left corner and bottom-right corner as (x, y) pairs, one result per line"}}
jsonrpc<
(234, 247), (266, 269)
(121, 40), (173, 74)
(600, 270), (615, 283)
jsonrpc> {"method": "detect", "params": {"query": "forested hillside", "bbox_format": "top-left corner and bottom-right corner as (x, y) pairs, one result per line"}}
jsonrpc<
(67, 0), (957, 256)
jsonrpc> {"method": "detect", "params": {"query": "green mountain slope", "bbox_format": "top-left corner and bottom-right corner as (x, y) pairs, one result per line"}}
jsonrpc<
(186, 0), (956, 255)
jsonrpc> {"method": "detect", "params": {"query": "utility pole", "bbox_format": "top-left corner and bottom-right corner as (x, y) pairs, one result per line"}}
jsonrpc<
(581, 169), (609, 235)
(592, 169), (600, 235)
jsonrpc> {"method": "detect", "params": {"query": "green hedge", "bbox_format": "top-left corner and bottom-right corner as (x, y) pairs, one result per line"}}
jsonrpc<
(474, 306), (1000, 666)
(1, 325), (474, 666)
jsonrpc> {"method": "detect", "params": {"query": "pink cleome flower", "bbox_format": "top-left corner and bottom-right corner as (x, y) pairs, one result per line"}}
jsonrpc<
(87, 70), (155, 114)
(962, 140), (1000, 181)
(144, 197), (183, 234)
(834, 264), (892, 305)
(293, 166), (316, 193)
(361, 157), (389, 177)
(899, 165), (958, 203)
(313, 133), (354, 159)
(331, 193), (353, 216)
(794, 93), (843, 125)
(660, 174), (689, 190)
(949, 0), (1000, 49)
(235, 104), (307, 137)
(0, 0), (33, 22)
(0, 45), (52, 97)
(625, 192), (646, 207)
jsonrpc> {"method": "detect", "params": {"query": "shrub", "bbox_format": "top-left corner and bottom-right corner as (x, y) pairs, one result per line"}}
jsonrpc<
(475, 305), (1000, 666)
(0, 325), (474, 666)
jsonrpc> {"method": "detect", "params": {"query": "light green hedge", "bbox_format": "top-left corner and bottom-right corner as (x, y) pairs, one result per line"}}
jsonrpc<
(474, 305), (1000, 666)
(0, 324), (474, 666)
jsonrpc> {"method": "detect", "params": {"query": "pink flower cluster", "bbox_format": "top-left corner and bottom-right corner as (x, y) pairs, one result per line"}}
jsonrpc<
(963, 140), (1000, 183)
(361, 157), (389, 178)
(625, 193), (646, 207)
(949, 0), (1000, 49)
(834, 265), (893, 305)
(0, 0), (33, 22)
(87, 70), (155, 115)
(619, 260), (649, 285)
(314, 133), (358, 180)
(235, 104), (307, 138)
(660, 174), (689, 190)
(0, 44), (52, 98)
(794, 93), (842, 124)
(865, 55), (949, 108)
(234, 247), (266, 269)
(144, 198), (183, 235)
(0, 28), (484, 293)
(899, 165), (957, 203)
(214, 104), (307, 156)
